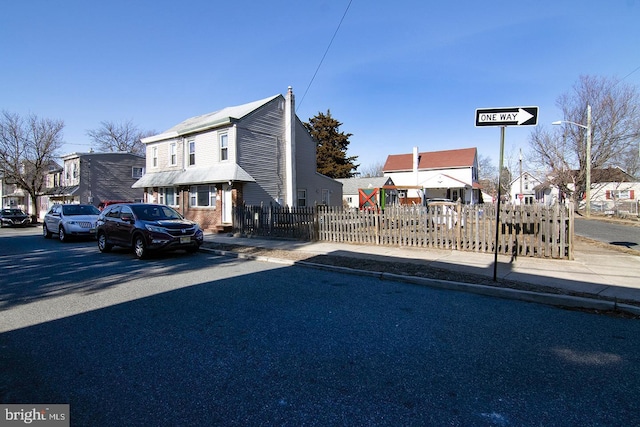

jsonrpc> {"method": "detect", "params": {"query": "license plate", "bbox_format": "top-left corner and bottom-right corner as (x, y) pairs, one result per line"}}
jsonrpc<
(180, 237), (190, 244)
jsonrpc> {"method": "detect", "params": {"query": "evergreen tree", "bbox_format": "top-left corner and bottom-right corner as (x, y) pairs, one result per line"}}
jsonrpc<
(304, 110), (359, 178)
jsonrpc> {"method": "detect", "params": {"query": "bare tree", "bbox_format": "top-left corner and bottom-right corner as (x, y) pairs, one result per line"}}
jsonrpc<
(86, 120), (154, 156)
(529, 75), (640, 203)
(358, 160), (385, 177)
(0, 111), (64, 220)
(478, 154), (498, 196)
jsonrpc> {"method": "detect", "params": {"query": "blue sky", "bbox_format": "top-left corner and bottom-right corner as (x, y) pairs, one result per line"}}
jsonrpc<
(1, 0), (639, 172)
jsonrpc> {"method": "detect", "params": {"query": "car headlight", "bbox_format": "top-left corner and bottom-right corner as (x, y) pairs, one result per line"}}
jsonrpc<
(145, 224), (167, 233)
(66, 220), (77, 225)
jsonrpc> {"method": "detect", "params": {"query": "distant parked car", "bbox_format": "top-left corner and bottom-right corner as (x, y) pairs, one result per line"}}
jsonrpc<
(96, 203), (203, 259)
(0, 208), (31, 227)
(425, 198), (453, 206)
(98, 200), (134, 211)
(43, 204), (101, 242)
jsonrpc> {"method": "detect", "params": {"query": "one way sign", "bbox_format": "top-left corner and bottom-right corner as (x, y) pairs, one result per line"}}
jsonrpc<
(475, 106), (538, 127)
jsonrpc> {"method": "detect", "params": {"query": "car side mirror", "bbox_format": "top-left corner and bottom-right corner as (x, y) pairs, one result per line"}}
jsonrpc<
(120, 214), (134, 222)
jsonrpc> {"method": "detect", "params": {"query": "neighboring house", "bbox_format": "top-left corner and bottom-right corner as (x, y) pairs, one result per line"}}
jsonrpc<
(509, 172), (543, 205)
(382, 147), (481, 204)
(533, 179), (563, 205)
(1, 173), (27, 211)
(132, 87), (342, 231)
(41, 151), (146, 217)
(586, 167), (638, 202)
(336, 176), (396, 209)
(1, 161), (60, 217)
(534, 166), (639, 209)
(576, 167), (639, 213)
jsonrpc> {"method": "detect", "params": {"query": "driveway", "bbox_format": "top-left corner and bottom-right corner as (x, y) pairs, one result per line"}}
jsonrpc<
(575, 217), (640, 251)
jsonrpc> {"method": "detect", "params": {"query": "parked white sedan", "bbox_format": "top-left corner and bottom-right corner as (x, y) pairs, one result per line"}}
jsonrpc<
(43, 204), (101, 242)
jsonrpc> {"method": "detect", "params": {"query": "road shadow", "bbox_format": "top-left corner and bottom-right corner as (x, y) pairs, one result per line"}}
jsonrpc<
(2, 263), (640, 426)
(0, 234), (237, 310)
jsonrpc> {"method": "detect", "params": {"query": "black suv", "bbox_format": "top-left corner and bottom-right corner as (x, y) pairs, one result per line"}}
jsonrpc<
(96, 203), (203, 259)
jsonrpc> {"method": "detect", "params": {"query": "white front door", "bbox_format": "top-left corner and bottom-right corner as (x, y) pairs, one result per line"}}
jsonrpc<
(222, 185), (232, 223)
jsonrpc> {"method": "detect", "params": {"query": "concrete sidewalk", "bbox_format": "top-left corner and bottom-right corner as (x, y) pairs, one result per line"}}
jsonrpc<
(203, 233), (640, 315)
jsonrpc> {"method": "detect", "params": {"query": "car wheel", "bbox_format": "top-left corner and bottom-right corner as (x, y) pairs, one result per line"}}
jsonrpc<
(59, 226), (68, 243)
(133, 235), (148, 259)
(97, 232), (113, 253)
(43, 223), (52, 239)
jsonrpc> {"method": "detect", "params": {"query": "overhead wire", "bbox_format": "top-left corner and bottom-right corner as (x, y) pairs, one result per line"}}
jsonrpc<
(296, 0), (354, 113)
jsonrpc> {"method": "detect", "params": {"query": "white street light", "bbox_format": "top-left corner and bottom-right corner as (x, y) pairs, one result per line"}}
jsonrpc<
(553, 105), (592, 217)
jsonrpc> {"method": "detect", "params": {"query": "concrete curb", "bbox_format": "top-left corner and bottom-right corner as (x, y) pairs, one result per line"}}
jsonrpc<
(201, 247), (640, 317)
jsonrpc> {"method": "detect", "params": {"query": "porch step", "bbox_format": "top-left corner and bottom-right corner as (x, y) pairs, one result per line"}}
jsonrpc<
(215, 224), (233, 233)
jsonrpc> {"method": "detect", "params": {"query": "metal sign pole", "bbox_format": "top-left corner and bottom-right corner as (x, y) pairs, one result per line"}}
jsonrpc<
(493, 126), (505, 281)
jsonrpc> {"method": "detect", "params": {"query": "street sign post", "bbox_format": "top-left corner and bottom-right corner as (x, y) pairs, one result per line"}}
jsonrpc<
(475, 105), (539, 280)
(475, 106), (538, 127)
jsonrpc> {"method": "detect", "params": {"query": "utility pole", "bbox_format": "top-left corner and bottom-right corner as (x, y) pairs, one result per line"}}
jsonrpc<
(519, 149), (523, 205)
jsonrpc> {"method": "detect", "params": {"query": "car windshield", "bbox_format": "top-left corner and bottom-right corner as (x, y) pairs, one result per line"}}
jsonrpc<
(3, 209), (25, 215)
(62, 205), (101, 216)
(131, 205), (183, 221)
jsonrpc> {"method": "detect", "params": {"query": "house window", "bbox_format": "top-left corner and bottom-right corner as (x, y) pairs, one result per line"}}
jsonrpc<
(132, 167), (144, 178)
(297, 189), (307, 207)
(169, 143), (177, 166)
(608, 189), (631, 200)
(188, 140), (196, 166)
(152, 147), (158, 167)
(321, 189), (330, 205)
(159, 187), (179, 206)
(189, 185), (216, 207)
(220, 134), (228, 161)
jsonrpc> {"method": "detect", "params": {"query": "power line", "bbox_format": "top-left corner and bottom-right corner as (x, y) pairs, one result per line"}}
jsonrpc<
(619, 65), (640, 83)
(296, 0), (354, 112)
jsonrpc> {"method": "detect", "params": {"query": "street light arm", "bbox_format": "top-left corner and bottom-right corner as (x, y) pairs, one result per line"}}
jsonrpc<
(552, 120), (588, 130)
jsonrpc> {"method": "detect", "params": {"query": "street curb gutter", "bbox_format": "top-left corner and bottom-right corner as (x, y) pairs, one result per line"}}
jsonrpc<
(202, 248), (640, 317)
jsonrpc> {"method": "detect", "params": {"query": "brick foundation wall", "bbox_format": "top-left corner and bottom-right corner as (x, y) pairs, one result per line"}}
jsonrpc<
(143, 185), (240, 232)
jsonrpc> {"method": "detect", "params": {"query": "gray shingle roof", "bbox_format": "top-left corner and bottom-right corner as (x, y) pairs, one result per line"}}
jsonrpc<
(335, 177), (393, 195)
(143, 95), (281, 143)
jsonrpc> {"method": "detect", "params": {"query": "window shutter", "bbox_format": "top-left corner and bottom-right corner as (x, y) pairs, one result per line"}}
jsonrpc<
(630, 190), (634, 199)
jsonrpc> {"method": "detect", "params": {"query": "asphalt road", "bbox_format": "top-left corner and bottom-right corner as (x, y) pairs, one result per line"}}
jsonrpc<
(575, 217), (640, 250)
(1, 227), (640, 426)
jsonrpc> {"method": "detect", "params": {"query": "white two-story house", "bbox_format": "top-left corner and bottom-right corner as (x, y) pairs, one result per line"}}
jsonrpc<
(133, 87), (342, 231)
(383, 147), (481, 204)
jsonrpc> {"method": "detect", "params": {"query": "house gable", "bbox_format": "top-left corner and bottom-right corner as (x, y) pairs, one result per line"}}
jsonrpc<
(135, 87), (342, 216)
